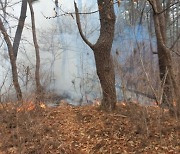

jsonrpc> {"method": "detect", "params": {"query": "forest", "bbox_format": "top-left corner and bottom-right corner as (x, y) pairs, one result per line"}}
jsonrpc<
(0, 0), (179, 153)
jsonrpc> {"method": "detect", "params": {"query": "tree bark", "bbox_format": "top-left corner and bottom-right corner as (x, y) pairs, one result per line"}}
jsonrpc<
(74, 0), (117, 111)
(0, 0), (27, 102)
(13, 0), (27, 60)
(0, 18), (22, 102)
(28, 0), (42, 101)
(149, 0), (180, 115)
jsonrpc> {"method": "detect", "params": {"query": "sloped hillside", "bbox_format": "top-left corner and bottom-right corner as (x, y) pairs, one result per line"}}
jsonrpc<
(0, 102), (179, 153)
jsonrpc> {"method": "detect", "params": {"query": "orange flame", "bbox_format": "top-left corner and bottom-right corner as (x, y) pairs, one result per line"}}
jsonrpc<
(121, 102), (126, 106)
(92, 99), (101, 106)
(17, 101), (35, 112)
(40, 102), (46, 109)
(16, 101), (47, 112)
(173, 101), (176, 106)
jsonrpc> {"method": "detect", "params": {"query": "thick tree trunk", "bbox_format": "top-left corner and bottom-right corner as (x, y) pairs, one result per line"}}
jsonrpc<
(28, 1), (42, 101)
(93, 0), (116, 111)
(93, 46), (116, 111)
(74, 0), (117, 111)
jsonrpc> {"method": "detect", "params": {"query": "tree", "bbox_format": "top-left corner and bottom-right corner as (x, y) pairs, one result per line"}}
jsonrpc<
(0, 19), (22, 102)
(74, 0), (117, 111)
(148, 0), (180, 115)
(13, 0), (28, 60)
(28, 0), (42, 101)
(0, 0), (28, 102)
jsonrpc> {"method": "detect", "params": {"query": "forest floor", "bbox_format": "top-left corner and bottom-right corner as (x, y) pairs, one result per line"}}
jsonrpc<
(0, 101), (179, 154)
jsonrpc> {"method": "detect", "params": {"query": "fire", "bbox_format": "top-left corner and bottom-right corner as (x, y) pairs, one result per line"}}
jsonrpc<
(92, 99), (101, 106)
(163, 109), (169, 113)
(17, 101), (35, 112)
(150, 102), (158, 106)
(17, 101), (46, 112)
(173, 101), (176, 106)
(121, 102), (126, 106)
(27, 102), (36, 111)
(40, 102), (46, 109)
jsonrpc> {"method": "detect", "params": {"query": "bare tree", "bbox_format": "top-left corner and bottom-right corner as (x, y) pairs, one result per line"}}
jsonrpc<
(0, 18), (22, 101)
(148, 0), (180, 115)
(0, 1), (28, 102)
(0, 0), (28, 102)
(28, 0), (42, 101)
(74, 0), (117, 111)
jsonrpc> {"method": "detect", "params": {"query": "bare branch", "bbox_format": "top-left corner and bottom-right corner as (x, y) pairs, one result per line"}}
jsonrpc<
(147, 0), (179, 15)
(0, 17), (13, 53)
(44, 1), (119, 19)
(0, 17), (22, 101)
(170, 33), (180, 51)
(74, 1), (94, 49)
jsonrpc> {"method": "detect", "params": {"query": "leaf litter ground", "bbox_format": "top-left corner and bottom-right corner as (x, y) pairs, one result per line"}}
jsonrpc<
(0, 102), (179, 153)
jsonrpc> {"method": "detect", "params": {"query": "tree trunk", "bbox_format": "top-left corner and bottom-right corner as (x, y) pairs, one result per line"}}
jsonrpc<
(0, 19), (22, 102)
(149, 0), (180, 115)
(74, 0), (117, 111)
(13, 0), (27, 59)
(28, 1), (42, 101)
(93, 46), (116, 111)
(0, 0), (27, 102)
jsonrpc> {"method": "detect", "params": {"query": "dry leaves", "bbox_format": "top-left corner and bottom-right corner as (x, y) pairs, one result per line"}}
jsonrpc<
(0, 102), (179, 153)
